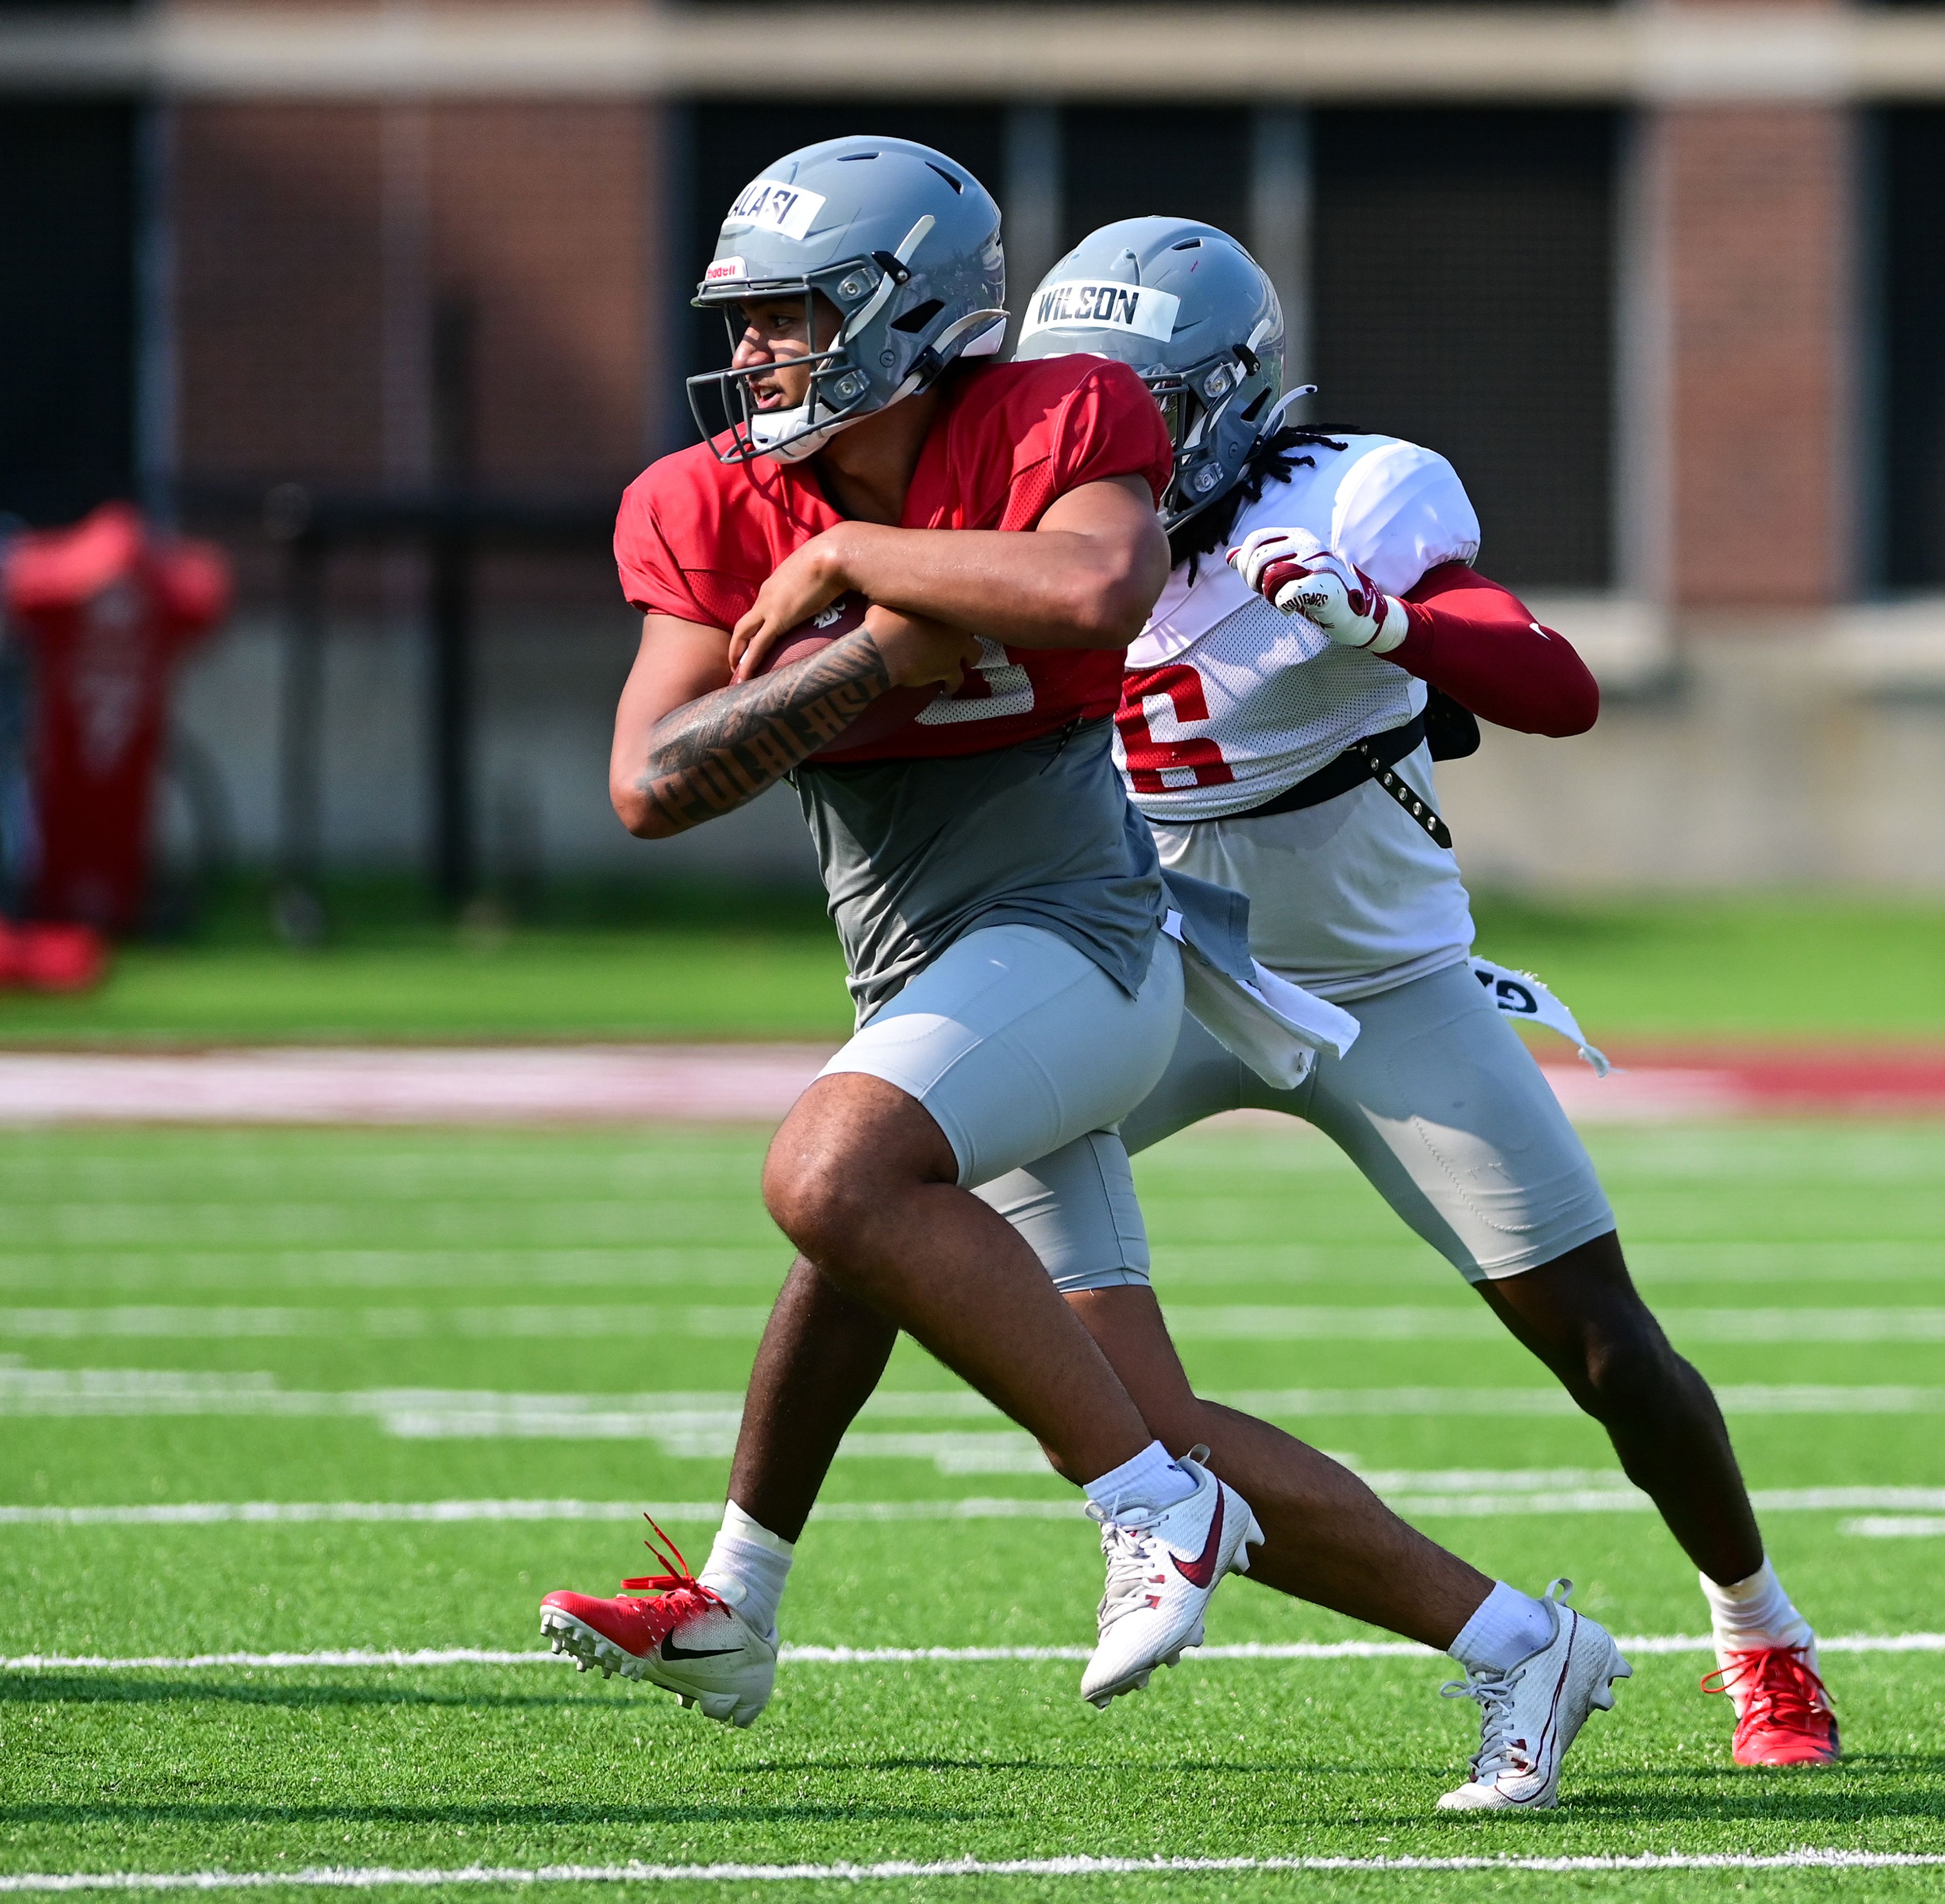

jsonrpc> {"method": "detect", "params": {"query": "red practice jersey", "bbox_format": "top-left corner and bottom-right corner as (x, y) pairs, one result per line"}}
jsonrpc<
(612, 356), (1173, 761)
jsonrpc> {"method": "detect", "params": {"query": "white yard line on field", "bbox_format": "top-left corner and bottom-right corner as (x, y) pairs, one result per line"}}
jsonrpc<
(10, 1481), (1945, 1527)
(10, 1304), (1945, 1343)
(1220, 1384), (1945, 1415)
(7, 1634), (1945, 1670)
(4, 1852), (1945, 1888)
(11, 1368), (1943, 1423)
(0, 1498), (1074, 1527)
(1167, 1306), (1945, 1343)
(4, 1240), (1936, 1295)
(0, 1307), (777, 1341)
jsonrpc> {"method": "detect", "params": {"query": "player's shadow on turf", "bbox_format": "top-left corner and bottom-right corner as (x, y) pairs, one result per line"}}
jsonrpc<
(0, 1677), (598, 1713)
(754, 1758), (1041, 1774)
(2, 1802), (970, 1828)
(756, 1756), (1301, 1777)
(1567, 1761), (1945, 1826)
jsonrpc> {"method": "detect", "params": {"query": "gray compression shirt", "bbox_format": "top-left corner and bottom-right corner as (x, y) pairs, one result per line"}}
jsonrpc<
(794, 718), (1168, 1026)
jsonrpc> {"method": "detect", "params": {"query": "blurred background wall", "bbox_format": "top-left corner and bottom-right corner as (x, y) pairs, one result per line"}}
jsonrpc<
(6, 0), (1945, 897)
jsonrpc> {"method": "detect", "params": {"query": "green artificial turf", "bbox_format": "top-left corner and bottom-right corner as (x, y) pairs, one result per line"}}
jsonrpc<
(0, 879), (854, 1048)
(2, 880), (1942, 1047)
(1464, 893), (1945, 1047)
(4, 1120), (1944, 1898)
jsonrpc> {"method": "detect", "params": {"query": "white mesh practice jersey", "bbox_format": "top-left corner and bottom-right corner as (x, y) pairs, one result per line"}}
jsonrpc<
(1117, 435), (1484, 998)
(1114, 435), (1481, 824)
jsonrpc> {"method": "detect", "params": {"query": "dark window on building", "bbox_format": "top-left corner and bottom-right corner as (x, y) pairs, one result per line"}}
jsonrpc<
(1878, 109), (1945, 590)
(0, 102), (136, 526)
(1060, 107), (1251, 253)
(1312, 109), (1616, 589)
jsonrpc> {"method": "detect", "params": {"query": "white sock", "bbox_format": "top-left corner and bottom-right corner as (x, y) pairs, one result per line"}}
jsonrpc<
(1083, 1439), (1199, 1521)
(1701, 1558), (1813, 1656)
(1450, 1581), (1557, 1676)
(698, 1500), (794, 1639)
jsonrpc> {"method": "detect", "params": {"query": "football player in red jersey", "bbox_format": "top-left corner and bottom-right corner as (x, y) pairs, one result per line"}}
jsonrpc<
(541, 142), (1630, 1813)
(542, 135), (1277, 1717)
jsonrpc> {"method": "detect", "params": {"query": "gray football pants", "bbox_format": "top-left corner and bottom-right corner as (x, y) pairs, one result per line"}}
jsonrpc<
(980, 957), (1616, 1290)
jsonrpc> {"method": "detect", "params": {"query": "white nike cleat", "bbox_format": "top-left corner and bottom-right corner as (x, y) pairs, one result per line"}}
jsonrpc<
(539, 1517), (778, 1727)
(1080, 1448), (1263, 1709)
(1437, 1579), (1631, 1810)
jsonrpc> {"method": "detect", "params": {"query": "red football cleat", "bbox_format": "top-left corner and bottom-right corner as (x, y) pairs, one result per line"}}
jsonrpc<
(1702, 1644), (1841, 1766)
(540, 1514), (776, 1727)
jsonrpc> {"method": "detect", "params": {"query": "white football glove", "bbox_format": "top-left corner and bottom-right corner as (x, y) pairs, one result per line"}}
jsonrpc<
(1228, 526), (1408, 655)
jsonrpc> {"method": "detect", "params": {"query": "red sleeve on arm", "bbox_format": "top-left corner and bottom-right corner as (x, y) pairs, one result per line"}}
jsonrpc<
(1390, 562), (1600, 737)
(999, 359), (1175, 530)
(613, 468), (754, 630)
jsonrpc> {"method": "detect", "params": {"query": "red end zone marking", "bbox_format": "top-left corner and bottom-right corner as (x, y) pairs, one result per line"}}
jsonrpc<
(1542, 1047), (1945, 1121)
(0, 1046), (836, 1125)
(1618, 1047), (1945, 1114)
(0, 1045), (1942, 1125)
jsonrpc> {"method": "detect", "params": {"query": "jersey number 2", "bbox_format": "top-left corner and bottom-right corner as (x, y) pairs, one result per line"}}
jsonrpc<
(1117, 663), (1234, 792)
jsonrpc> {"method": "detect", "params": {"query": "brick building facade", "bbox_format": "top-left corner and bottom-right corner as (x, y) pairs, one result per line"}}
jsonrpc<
(5, 1), (1945, 886)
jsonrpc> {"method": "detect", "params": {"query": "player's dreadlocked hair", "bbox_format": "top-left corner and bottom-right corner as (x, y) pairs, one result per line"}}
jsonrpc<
(1168, 426), (1355, 582)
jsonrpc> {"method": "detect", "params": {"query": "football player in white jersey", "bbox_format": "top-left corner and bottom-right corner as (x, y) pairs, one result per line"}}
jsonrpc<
(1002, 217), (1836, 1771)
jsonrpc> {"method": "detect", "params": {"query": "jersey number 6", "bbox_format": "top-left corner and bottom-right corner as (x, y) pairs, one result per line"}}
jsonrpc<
(1116, 663), (1235, 793)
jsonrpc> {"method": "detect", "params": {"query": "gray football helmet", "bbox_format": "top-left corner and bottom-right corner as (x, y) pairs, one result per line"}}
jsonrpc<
(1014, 217), (1285, 528)
(688, 137), (1007, 464)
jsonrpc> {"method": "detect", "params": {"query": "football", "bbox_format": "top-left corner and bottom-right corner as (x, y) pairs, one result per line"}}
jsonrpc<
(753, 592), (941, 755)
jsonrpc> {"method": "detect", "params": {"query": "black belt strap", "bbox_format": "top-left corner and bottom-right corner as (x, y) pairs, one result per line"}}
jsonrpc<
(1223, 712), (1453, 849)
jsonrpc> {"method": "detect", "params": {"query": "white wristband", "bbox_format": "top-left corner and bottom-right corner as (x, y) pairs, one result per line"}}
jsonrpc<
(1368, 597), (1408, 655)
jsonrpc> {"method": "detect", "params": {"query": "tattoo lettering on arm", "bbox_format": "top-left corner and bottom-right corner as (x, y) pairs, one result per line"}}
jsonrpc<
(634, 630), (892, 834)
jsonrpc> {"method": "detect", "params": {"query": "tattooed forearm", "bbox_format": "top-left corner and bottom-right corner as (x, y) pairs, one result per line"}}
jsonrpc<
(634, 630), (893, 834)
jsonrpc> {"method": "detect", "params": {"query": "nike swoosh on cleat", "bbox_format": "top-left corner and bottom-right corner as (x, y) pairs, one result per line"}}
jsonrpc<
(659, 1637), (741, 1661)
(1171, 1493), (1225, 1590)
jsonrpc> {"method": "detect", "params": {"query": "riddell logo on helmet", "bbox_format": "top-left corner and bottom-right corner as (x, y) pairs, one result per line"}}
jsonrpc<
(723, 179), (827, 242)
(705, 257), (748, 284)
(1020, 280), (1181, 343)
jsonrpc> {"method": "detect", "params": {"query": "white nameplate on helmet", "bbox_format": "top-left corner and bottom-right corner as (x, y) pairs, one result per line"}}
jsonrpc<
(704, 256), (748, 286)
(1021, 280), (1181, 343)
(723, 179), (827, 242)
